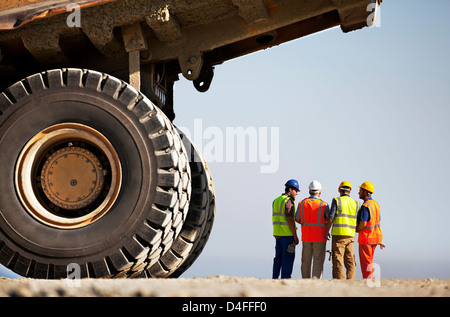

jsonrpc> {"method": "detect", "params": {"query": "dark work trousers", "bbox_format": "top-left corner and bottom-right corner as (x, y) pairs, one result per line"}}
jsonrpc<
(272, 236), (295, 279)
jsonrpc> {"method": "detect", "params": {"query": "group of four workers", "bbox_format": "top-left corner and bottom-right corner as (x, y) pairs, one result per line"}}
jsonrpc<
(272, 179), (385, 280)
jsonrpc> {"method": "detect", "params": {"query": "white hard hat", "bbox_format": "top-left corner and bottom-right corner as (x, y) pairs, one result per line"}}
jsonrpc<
(309, 180), (322, 191)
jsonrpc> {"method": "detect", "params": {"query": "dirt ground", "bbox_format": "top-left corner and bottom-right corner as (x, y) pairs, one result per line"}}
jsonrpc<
(0, 275), (449, 297)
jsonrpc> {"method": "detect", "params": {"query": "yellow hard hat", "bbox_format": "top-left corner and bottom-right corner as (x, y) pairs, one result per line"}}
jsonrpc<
(339, 181), (352, 190)
(359, 182), (374, 193)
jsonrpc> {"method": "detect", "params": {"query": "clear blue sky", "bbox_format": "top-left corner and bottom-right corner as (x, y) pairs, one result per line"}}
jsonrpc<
(174, 0), (450, 280)
(1, 0), (449, 279)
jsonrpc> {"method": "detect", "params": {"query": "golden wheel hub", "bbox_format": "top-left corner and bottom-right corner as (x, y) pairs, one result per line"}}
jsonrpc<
(41, 147), (105, 210)
(15, 123), (122, 229)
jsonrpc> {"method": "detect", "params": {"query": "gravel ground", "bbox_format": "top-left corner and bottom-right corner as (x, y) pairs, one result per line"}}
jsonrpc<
(0, 275), (449, 297)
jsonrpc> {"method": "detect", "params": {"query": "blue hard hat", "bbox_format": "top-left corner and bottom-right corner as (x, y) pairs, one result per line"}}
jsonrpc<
(285, 179), (300, 191)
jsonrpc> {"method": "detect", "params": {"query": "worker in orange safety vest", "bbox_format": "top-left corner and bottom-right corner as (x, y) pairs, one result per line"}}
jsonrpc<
(295, 180), (329, 279)
(356, 182), (385, 279)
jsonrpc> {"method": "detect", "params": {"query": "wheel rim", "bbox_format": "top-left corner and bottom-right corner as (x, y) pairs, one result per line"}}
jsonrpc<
(15, 123), (122, 229)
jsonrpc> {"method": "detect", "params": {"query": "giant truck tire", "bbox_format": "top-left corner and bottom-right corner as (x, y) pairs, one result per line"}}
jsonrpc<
(146, 130), (215, 277)
(0, 68), (191, 279)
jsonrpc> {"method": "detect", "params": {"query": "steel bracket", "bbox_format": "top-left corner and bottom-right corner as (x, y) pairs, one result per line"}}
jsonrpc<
(121, 23), (149, 91)
(179, 53), (204, 81)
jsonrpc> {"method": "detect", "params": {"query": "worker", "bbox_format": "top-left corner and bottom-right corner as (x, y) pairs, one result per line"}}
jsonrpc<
(356, 182), (385, 279)
(295, 180), (329, 279)
(272, 179), (300, 279)
(325, 181), (360, 279)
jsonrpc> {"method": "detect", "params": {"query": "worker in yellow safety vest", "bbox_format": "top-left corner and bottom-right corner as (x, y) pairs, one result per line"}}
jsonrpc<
(325, 181), (360, 279)
(272, 179), (300, 279)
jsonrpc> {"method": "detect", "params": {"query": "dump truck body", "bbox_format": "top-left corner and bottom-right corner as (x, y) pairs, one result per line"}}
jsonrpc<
(0, 0), (380, 117)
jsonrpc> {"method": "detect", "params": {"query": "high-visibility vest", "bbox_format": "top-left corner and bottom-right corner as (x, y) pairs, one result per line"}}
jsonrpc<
(297, 197), (327, 242)
(272, 194), (296, 236)
(331, 195), (360, 237)
(358, 199), (383, 244)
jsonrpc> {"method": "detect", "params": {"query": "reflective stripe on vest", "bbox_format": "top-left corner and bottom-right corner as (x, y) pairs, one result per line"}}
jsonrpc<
(272, 194), (295, 236)
(358, 199), (383, 244)
(299, 200), (325, 227)
(331, 196), (360, 237)
(298, 198), (327, 242)
(364, 203), (381, 230)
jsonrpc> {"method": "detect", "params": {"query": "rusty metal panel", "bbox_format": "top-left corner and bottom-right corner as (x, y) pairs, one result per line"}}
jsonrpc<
(0, 1), (53, 12)
(0, 0), (115, 30)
